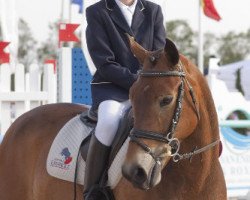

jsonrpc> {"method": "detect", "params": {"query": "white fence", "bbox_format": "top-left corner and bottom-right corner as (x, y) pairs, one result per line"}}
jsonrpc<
(0, 63), (57, 135)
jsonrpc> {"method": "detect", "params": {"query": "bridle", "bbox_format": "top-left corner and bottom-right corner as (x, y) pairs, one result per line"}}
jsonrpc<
(129, 61), (220, 164)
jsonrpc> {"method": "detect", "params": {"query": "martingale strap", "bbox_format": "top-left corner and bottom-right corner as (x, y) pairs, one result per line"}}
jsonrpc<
(173, 140), (220, 162)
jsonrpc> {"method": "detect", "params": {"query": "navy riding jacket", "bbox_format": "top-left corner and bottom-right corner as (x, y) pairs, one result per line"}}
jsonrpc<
(86, 0), (166, 109)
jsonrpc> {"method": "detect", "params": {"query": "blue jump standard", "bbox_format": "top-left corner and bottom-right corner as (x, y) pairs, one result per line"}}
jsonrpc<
(72, 48), (92, 105)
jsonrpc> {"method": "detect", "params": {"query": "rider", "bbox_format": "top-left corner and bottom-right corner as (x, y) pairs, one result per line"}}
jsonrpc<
(84, 0), (166, 199)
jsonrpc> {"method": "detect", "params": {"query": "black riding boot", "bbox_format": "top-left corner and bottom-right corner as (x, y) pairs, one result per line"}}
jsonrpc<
(83, 134), (110, 200)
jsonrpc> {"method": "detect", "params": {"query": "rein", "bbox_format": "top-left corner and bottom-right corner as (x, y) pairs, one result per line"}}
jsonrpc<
(129, 62), (220, 163)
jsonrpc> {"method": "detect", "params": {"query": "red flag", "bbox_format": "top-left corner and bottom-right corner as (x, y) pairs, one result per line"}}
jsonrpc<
(0, 41), (10, 64)
(45, 59), (57, 74)
(59, 23), (80, 44)
(202, 0), (221, 21)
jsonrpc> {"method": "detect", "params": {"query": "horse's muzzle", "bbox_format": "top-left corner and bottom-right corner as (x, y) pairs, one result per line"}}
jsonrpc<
(122, 153), (162, 190)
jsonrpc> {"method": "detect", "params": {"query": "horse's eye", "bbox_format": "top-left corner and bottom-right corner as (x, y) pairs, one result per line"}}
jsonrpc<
(159, 96), (173, 107)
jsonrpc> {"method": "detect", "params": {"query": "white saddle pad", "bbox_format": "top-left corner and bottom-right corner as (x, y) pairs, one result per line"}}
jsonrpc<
(46, 115), (129, 188)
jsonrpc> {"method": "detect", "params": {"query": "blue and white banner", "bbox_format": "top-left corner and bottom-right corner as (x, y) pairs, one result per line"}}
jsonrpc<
(71, 0), (83, 13)
(219, 127), (250, 197)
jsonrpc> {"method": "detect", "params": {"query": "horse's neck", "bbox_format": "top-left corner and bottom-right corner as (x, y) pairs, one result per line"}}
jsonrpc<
(182, 58), (220, 157)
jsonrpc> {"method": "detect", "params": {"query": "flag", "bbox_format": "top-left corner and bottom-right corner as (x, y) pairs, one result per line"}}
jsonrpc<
(0, 0), (19, 64)
(59, 23), (80, 46)
(71, 0), (83, 13)
(202, 0), (221, 21)
(0, 41), (10, 64)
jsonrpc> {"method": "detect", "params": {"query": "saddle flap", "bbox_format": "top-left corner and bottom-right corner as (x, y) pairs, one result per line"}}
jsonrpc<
(109, 108), (133, 166)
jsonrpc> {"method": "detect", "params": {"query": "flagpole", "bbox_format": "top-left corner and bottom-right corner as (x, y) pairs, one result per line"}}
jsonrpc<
(69, 0), (72, 23)
(198, 0), (204, 74)
(61, 0), (64, 22)
(59, 0), (65, 48)
(68, 0), (74, 48)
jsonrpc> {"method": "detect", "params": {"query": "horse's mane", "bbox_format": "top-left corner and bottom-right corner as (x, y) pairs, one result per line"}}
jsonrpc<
(180, 55), (219, 138)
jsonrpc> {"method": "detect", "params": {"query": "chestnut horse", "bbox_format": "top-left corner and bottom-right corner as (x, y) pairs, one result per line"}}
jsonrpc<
(0, 37), (226, 200)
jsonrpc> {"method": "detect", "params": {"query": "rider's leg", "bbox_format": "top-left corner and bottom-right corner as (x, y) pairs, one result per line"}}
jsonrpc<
(84, 100), (130, 200)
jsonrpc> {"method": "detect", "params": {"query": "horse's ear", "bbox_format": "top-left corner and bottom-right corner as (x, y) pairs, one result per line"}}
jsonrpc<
(126, 33), (147, 64)
(164, 38), (179, 66)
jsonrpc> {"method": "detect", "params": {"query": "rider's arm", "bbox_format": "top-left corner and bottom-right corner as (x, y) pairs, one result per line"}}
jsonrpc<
(152, 5), (166, 50)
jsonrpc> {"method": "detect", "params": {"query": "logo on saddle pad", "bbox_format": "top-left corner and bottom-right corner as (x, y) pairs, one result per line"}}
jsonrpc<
(50, 147), (73, 170)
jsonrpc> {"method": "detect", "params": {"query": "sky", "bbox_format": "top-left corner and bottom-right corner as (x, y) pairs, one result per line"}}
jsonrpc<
(16, 0), (250, 43)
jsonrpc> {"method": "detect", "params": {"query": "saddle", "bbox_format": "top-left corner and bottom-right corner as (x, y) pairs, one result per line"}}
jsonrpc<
(79, 107), (134, 199)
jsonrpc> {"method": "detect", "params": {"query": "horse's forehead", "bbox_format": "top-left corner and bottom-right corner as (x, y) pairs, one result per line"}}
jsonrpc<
(137, 84), (152, 97)
(148, 50), (164, 63)
(132, 84), (154, 100)
(137, 83), (166, 97)
(152, 49), (164, 57)
(146, 50), (176, 71)
(143, 85), (150, 93)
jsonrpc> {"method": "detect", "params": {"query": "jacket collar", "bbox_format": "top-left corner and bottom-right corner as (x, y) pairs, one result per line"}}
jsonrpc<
(131, 0), (145, 34)
(105, 0), (145, 11)
(105, 0), (116, 11)
(105, 0), (146, 36)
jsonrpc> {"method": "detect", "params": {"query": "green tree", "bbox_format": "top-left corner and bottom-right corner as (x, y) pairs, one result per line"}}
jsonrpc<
(166, 20), (197, 64)
(166, 20), (220, 68)
(37, 21), (58, 64)
(203, 32), (218, 67)
(217, 30), (250, 65)
(166, 20), (250, 68)
(246, 28), (250, 40)
(37, 20), (82, 64)
(18, 18), (38, 67)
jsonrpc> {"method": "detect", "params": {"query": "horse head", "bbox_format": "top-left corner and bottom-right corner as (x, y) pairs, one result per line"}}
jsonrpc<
(122, 36), (200, 190)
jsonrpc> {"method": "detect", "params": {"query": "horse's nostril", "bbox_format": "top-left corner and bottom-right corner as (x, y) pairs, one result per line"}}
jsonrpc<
(132, 166), (147, 184)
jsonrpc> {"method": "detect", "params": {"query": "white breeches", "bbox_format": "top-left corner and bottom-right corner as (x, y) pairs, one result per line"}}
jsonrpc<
(95, 100), (131, 146)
